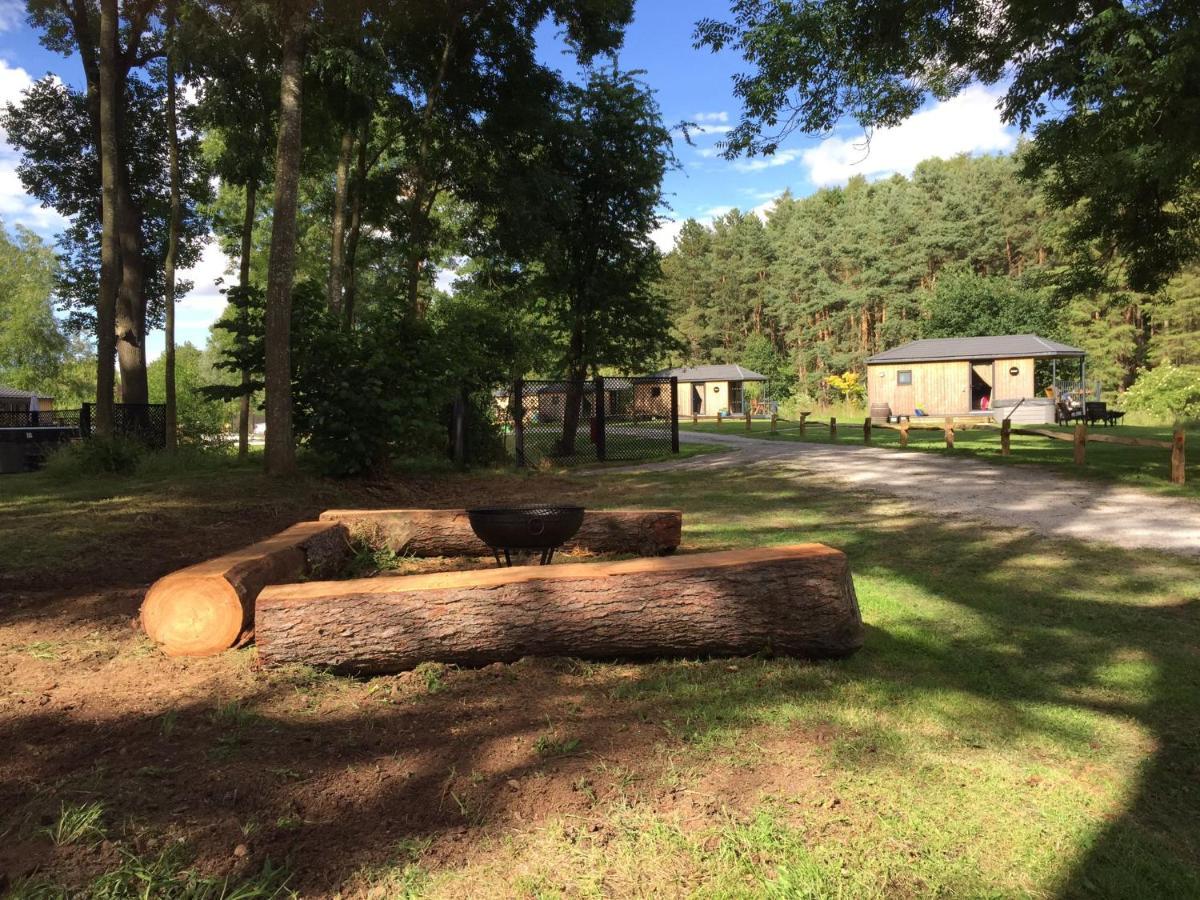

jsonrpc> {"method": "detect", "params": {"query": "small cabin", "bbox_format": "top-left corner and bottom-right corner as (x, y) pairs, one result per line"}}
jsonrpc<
(652, 364), (769, 418)
(866, 335), (1085, 421)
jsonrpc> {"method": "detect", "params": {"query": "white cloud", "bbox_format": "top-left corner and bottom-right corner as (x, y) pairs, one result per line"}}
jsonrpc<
(701, 205), (733, 220)
(693, 111), (728, 124)
(650, 218), (684, 253)
(0, 59), (70, 235)
(801, 85), (1016, 186)
(732, 149), (801, 173)
(0, 1), (22, 33)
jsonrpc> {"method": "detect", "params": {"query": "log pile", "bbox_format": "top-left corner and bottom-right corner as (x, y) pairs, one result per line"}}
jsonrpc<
(319, 508), (682, 557)
(255, 544), (863, 674)
(140, 521), (349, 657)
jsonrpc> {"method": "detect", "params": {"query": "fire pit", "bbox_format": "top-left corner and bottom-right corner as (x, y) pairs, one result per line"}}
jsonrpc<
(467, 504), (585, 566)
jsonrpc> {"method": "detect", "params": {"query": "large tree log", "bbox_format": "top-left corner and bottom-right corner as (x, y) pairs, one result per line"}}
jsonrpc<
(141, 521), (348, 657)
(319, 508), (682, 557)
(256, 544), (863, 674)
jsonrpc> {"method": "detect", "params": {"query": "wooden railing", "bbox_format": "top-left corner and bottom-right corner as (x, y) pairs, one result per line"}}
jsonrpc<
(709, 412), (1187, 486)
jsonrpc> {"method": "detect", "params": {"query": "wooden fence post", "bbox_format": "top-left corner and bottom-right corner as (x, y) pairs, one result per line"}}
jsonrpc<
(1073, 423), (1087, 466)
(692, 413), (698, 425)
(799, 412), (808, 436)
(1001, 418), (1011, 456)
(829, 417), (837, 439)
(1171, 428), (1186, 485)
(944, 418), (955, 449)
(770, 413), (777, 433)
(716, 412), (721, 427)
(745, 410), (752, 432)
(899, 421), (909, 447)
(863, 417), (871, 444)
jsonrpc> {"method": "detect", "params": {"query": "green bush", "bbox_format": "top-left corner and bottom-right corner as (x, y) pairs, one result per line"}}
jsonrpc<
(1122, 363), (1200, 424)
(43, 436), (145, 478)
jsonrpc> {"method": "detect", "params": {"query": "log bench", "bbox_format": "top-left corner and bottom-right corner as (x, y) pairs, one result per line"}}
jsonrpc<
(140, 521), (349, 657)
(319, 508), (682, 557)
(256, 544), (864, 674)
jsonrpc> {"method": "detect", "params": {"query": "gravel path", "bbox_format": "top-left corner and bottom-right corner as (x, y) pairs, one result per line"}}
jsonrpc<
(620, 432), (1200, 559)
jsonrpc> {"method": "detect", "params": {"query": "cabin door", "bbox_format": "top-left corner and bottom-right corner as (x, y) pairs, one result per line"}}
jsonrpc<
(691, 384), (704, 416)
(971, 361), (994, 410)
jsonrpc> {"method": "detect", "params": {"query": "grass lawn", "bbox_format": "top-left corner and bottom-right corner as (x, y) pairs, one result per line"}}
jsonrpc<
(682, 417), (1200, 498)
(1, 455), (1198, 896)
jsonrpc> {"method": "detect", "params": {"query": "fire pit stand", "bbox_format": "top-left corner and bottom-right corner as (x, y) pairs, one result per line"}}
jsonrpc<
(467, 505), (585, 567)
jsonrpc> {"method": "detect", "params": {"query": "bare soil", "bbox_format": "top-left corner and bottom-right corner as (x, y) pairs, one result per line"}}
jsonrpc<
(0, 470), (816, 895)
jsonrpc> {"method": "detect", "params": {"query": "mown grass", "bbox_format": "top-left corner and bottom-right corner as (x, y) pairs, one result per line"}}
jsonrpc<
(4, 457), (1200, 896)
(374, 464), (1200, 897)
(682, 416), (1200, 498)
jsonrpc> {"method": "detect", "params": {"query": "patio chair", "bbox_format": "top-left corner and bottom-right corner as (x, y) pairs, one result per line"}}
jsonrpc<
(1085, 401), (1109, 426)
(1056, 400), (1083, 425)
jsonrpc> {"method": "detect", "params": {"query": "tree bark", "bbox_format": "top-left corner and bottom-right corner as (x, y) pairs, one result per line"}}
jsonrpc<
(342, 120), (368, 329)
(318, 508), (683, 557)
(237, 179), (258, 460)
(327, 128), (353, 315)
(141, 520), (348, 657)
(95, 0), (120, 435)
(256, 544), (865, 674)
(163, 0), (181, 451)
(263, 1), (309, 476)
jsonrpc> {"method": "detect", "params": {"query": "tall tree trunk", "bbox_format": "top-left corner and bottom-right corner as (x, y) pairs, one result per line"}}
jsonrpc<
(113, 173), (149, 404)
(237, 179), (257, 460)
(95, 0), (120, 435)
(163, 0), (181, 451)
(557, 315), (587, 456)
(327, 128), (353, 315)
(263, 2), (308, 475)
(343, 120), (368, 329)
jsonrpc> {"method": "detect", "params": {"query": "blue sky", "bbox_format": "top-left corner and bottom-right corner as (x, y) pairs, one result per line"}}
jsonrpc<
(0, 0), (1019, 358)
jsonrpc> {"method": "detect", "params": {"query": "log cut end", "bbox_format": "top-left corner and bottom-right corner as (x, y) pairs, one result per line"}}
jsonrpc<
(140, 521), (349, 657)
(142, 573), (246, 657)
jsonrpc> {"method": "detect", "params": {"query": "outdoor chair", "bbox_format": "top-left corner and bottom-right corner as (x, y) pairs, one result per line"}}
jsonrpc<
(1085, 402), (1115, 426)
(1057, 400), (1083, 425)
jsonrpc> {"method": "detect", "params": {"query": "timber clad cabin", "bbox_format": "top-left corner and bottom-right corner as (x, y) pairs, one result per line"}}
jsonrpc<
(866, 334), (1086, 422)
(652, 364), (769, 418)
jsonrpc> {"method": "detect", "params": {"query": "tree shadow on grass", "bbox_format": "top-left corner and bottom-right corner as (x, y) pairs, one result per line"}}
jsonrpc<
(1, 463), (1198, 894)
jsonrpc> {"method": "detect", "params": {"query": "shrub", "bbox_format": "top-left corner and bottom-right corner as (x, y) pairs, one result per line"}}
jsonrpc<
(1122, 363), (1200, 424)
(43, 436), (145, 478)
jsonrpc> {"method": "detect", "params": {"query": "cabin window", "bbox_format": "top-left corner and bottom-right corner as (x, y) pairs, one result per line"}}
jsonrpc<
(897, 370), (913, 386)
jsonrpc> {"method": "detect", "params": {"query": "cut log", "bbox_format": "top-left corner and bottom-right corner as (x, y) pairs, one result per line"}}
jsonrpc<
(256, 544), (864, 674)
(141, 521), (349, 657)
(318, 508), (682, 557)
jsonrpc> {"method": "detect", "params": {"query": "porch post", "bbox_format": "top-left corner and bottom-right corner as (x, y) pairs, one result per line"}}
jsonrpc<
(594, 375), (606, 462)
(669, 377), (679, 454)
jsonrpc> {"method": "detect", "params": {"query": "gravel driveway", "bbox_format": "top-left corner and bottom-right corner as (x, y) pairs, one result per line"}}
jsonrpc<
(621, 431), (1200, 559)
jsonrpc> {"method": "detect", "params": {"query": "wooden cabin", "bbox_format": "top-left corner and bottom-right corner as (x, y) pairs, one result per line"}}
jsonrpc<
(866, 335), (1085, 421)
(652, 364), (769, 418)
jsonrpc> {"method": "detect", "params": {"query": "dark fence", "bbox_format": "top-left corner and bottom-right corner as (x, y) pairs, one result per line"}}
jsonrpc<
(496, 376), (678, 466)
(0, 403), (166, 449)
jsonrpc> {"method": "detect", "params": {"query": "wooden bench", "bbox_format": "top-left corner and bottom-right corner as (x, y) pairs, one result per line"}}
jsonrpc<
(255, 544), (865, 674)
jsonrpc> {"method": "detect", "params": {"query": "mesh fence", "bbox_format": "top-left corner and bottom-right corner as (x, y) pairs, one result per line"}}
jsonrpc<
(496, 376), (678, 466)
(0, 404), (166, 449)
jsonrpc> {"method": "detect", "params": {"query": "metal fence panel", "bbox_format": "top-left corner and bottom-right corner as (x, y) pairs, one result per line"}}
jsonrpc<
(0, 404), (166, 449)
(496, 376), (678, 466)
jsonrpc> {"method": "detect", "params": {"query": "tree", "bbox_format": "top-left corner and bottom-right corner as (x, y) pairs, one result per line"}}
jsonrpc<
(695, 0), (1200, 292)
(163, 0), (182, 451)
(7, 1), (211, 425)
(0, 223), (67, 393)
(518, 69), (675, 455)
(924, 270), (1062, 341)
(262, 0), (311, 476)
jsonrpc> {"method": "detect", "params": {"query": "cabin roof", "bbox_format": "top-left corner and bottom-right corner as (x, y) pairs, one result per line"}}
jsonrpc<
(651, 364), (768, 383)
(866, 334), (1085, 365)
